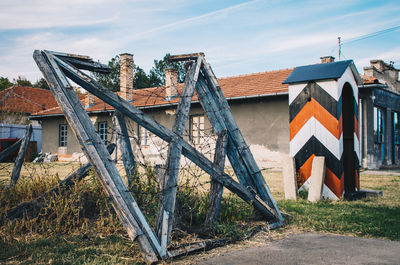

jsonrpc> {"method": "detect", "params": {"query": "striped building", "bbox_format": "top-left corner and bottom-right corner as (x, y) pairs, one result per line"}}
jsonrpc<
(283, 59), (363, 200)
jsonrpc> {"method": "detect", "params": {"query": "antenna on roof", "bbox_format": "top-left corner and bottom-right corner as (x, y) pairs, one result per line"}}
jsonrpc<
(338, 37), (341, 61)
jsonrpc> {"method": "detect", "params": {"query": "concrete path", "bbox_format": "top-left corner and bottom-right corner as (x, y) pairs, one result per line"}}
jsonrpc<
(195, 233), (400, 265)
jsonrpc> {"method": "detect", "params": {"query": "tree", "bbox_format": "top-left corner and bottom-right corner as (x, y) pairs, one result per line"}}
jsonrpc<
(93, 55), (120, 92)
(134, 66), (151, 89)
(0, 77), (13, 91)
(33, 78), (49, 90)
(13, 76), (33, 87)
(148, 53), (185, 87)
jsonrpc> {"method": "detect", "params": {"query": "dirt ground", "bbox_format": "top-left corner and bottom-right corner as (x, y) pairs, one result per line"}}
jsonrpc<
(190, 232), (400, 265)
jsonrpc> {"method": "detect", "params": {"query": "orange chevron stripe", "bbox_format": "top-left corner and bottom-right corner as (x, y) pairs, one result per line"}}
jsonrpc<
(354, 114), (359, 139)
(290, 98), (340, 141)
(298, 156), (345, 199)
(297, 154), (315, 187)
(325, 168), (344, 198)
(338, 114), (343, 135)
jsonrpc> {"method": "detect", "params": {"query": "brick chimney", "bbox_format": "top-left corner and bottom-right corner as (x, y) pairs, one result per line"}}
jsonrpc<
(165, 68), (178, 99)
(120, 53), (133, 101)
(364, 59), (400, 92)
(84, 93), (95, 109)
(320, 56), (335, 64)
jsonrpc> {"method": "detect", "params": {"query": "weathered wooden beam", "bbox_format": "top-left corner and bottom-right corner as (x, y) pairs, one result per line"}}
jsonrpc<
(60, 56), (111, 73)
(156, 57), (202, 243)
(6, 144), (115, 221)
(34, 50), (161, 262)
(204, 130), (227, 230)
(0, 138), (22, 162)
(168, 53), (205, 62)
(195, 75), (253, 188)
(9, 124), (32, 188)
(168, 238), (228, 258)
(113, 111), (136, 186)
(200, 62), (283, 223)
(53, 53), (277, 220)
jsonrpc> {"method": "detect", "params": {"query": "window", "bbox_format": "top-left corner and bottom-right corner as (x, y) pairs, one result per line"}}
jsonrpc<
(138, 125), (149, 146)
(189, 115), (204, 144)
(59, 124), (67, 147)
(373, 106), (384, 143)
(394, 112), (400, 145)
(98, 121), (108, 144)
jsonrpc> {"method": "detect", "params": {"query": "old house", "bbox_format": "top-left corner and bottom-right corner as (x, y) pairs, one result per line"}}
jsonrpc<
(0, 85), (58, 152)
(30, 53), (292, 166)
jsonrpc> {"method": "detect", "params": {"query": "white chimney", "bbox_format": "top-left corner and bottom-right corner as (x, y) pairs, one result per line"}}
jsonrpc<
(165, 68), (178, 99)
(120, 53), (133, 101)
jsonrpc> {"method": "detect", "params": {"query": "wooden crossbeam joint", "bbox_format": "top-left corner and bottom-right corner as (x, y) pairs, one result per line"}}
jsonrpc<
(168, 52), (205, 62)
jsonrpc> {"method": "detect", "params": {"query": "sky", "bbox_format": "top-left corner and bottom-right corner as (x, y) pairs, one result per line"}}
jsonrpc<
(0, 0), (399, 83)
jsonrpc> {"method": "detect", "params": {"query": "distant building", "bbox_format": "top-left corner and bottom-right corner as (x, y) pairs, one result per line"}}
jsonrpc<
(359, 60), (400, 168)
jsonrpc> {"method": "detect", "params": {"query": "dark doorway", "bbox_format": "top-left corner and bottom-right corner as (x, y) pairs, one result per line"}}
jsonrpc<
(342, 83), (355, 193)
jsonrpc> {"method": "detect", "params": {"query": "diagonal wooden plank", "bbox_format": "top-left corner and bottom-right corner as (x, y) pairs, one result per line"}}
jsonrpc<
(195, 74), (253, 189)
(9, 124), (32, 188)
(113, 110), (136, 186)
(33, 50), (162, 262)
(155, 57), (202, 243)
(200, 62), (283, 223)
(0, 138), (22, 162)
(52, 51), (277, 221)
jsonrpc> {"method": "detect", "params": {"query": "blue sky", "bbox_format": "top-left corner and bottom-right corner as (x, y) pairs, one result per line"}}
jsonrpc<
(0, 0), (399, 83)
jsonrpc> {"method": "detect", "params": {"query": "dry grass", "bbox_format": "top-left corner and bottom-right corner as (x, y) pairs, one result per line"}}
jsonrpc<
(0, 162), (399, 264)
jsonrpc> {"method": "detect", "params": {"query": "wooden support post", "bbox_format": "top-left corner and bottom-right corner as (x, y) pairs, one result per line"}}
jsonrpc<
(204, 130), (227, 230)
(156, 57), (202, 243)
(6, 144), (115, 221)
(0, 138), (22, 162)
(9, 124), (32, 188)
(200, 62), (283, 223)
(113, 110), (136, 186)
(34, 50), (161, 262)
(50, 51), (277, 220)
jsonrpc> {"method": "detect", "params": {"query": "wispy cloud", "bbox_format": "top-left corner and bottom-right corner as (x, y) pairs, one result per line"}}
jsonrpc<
(130, 0), (261, 40)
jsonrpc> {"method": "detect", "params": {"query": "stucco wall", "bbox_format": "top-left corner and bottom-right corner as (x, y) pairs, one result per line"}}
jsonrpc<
(40, 114), (114, 155)
(37, 96), (290, 168)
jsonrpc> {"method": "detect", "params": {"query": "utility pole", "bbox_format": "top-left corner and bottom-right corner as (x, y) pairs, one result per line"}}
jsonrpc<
(338, 37), (341, 61)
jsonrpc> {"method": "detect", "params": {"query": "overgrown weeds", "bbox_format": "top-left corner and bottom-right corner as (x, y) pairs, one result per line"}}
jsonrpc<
(0, 164), (258, 263)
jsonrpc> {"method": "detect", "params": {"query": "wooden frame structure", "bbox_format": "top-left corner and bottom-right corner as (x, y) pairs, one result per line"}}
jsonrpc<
(33, 50), (283, 262)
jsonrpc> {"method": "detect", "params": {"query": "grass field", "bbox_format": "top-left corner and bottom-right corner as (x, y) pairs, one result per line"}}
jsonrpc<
(0, 163), (399, 264)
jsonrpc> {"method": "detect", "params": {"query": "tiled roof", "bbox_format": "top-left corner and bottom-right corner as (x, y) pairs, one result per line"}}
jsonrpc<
(0, 86), (59, 114)
(361, 75), (380, 85)
(31, 68), (294, 117)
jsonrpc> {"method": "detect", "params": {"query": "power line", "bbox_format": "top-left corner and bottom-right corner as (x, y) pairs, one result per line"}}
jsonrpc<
(342, 25), (400, 45)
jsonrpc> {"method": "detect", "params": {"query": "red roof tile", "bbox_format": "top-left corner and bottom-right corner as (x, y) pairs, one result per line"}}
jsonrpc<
(0, 86), (58, 114)
(31, 69), (294, 117)
(361, 75), (380, 85)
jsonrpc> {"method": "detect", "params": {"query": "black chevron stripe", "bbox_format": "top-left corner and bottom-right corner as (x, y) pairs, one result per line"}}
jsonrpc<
(294, 136), (343, 179)
(289, 82), (339, 121)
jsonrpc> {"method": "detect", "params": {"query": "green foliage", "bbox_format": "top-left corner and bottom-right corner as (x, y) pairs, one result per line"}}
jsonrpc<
(149, 53), (186, 87)
(33, 78), (49, 90)
(92, 53), (186, 90)
(0, 77), (13, 91)
(13, 76), (33, 87)
(93, 55), (121, 92)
